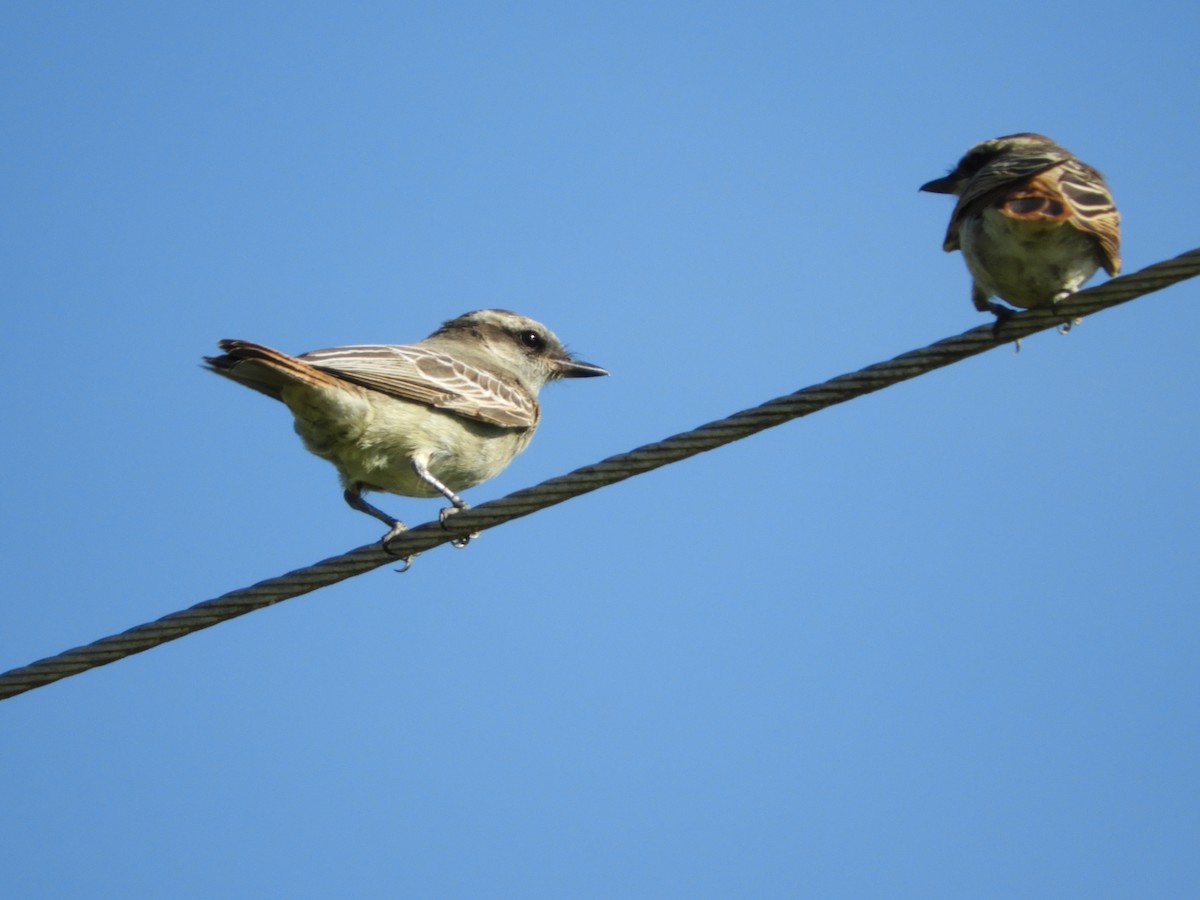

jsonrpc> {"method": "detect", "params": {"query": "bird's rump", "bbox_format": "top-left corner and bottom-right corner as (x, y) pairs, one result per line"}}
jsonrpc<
(204, 340), (346, 400)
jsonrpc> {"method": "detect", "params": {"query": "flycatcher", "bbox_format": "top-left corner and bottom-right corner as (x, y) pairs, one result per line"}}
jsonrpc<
(921, 133), (1121, 329)
(206, 309), (607, 541)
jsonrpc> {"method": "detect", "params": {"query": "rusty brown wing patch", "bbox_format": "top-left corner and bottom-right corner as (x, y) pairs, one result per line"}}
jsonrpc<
(944, 148), (1070, 251)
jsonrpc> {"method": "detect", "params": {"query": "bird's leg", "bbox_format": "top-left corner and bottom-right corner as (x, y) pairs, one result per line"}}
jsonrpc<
(972, 284), (1016, 339)
(1051, 289), (1083, 334)
(988, 304), (1017, 340)
(411, 460), (468, 516)
(343, 486), (408, 543)
(412, 460), (477, 548)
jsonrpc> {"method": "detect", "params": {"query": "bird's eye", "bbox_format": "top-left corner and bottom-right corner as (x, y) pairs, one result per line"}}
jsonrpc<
(519, 330), (543, 349)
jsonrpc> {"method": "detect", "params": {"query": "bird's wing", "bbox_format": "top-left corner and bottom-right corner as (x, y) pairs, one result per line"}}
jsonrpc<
(300, 344), (538, 428)
(1057, 161), (1122, 275)
(943, 147), (1072, 251)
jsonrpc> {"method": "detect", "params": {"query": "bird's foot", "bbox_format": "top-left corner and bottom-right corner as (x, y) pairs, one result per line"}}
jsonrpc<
(439, 505), (479, 549)
(1051, 291), (1083, 334)
(379, 520), (416, 570)
(988, 304), (1017, 340)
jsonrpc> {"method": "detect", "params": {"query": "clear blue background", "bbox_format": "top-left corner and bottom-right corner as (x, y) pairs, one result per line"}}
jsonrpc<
(4, 2), (1198, 897)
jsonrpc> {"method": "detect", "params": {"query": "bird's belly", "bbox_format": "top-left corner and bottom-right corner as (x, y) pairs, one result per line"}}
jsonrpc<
(962, 213), (1100, 308)
(285, 386), (534, 498)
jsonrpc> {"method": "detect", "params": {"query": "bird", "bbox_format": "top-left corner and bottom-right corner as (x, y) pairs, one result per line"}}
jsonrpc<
(205, 309), (607, 543)
(920, 133), (1121, 328)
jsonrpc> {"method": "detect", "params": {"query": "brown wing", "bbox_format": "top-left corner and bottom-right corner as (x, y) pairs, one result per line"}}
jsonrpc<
(995, 169), (1075, 224)
(1056, 160), (1122, 275)
(300, 344), (538, 428)
(943, 146), (1072, 251)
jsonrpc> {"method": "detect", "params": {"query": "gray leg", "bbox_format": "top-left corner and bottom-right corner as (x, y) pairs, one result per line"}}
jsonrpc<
(412, 460), (468, 512)
(412, 461), (476, 546)
(343, 486), (407, 542)
(972, 284), (1015, 337)
(1051, 290), (1083, 333)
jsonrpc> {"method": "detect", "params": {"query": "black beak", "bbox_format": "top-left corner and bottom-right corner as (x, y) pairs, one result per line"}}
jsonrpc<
(556, 357), (608, 378)
(919, 175), (959, 194)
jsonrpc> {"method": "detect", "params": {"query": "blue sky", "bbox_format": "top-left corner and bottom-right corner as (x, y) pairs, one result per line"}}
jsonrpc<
(3, 2), (1198, 896)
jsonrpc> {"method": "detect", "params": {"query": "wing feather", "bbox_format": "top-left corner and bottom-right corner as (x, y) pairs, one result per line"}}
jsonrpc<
(300, 344), (538, 428)
(1058, 162), (1122, 275)
(943, 148), (1071, 250)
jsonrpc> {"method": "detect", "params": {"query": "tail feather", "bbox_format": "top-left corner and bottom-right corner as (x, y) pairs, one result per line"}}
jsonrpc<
(205, 340), (343, 401)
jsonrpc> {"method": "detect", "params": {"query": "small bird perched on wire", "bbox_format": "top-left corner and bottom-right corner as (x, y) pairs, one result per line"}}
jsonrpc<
(205, 309), (607, 544)
(920, 133), (1121, 329)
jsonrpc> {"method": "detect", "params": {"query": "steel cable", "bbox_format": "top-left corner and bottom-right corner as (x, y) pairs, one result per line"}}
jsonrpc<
(2, 246), (1197, 701)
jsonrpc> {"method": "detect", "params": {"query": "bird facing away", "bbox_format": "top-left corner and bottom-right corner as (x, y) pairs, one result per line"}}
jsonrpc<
(205, 309), (607, 542)
(920, 133), (1121, 326)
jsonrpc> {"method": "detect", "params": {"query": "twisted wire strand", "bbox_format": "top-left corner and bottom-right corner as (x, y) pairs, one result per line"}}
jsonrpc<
(2, 247), (1197, 702)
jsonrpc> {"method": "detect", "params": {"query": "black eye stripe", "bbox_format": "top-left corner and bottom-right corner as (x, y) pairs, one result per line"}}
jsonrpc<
(518, 330), (544, 349)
